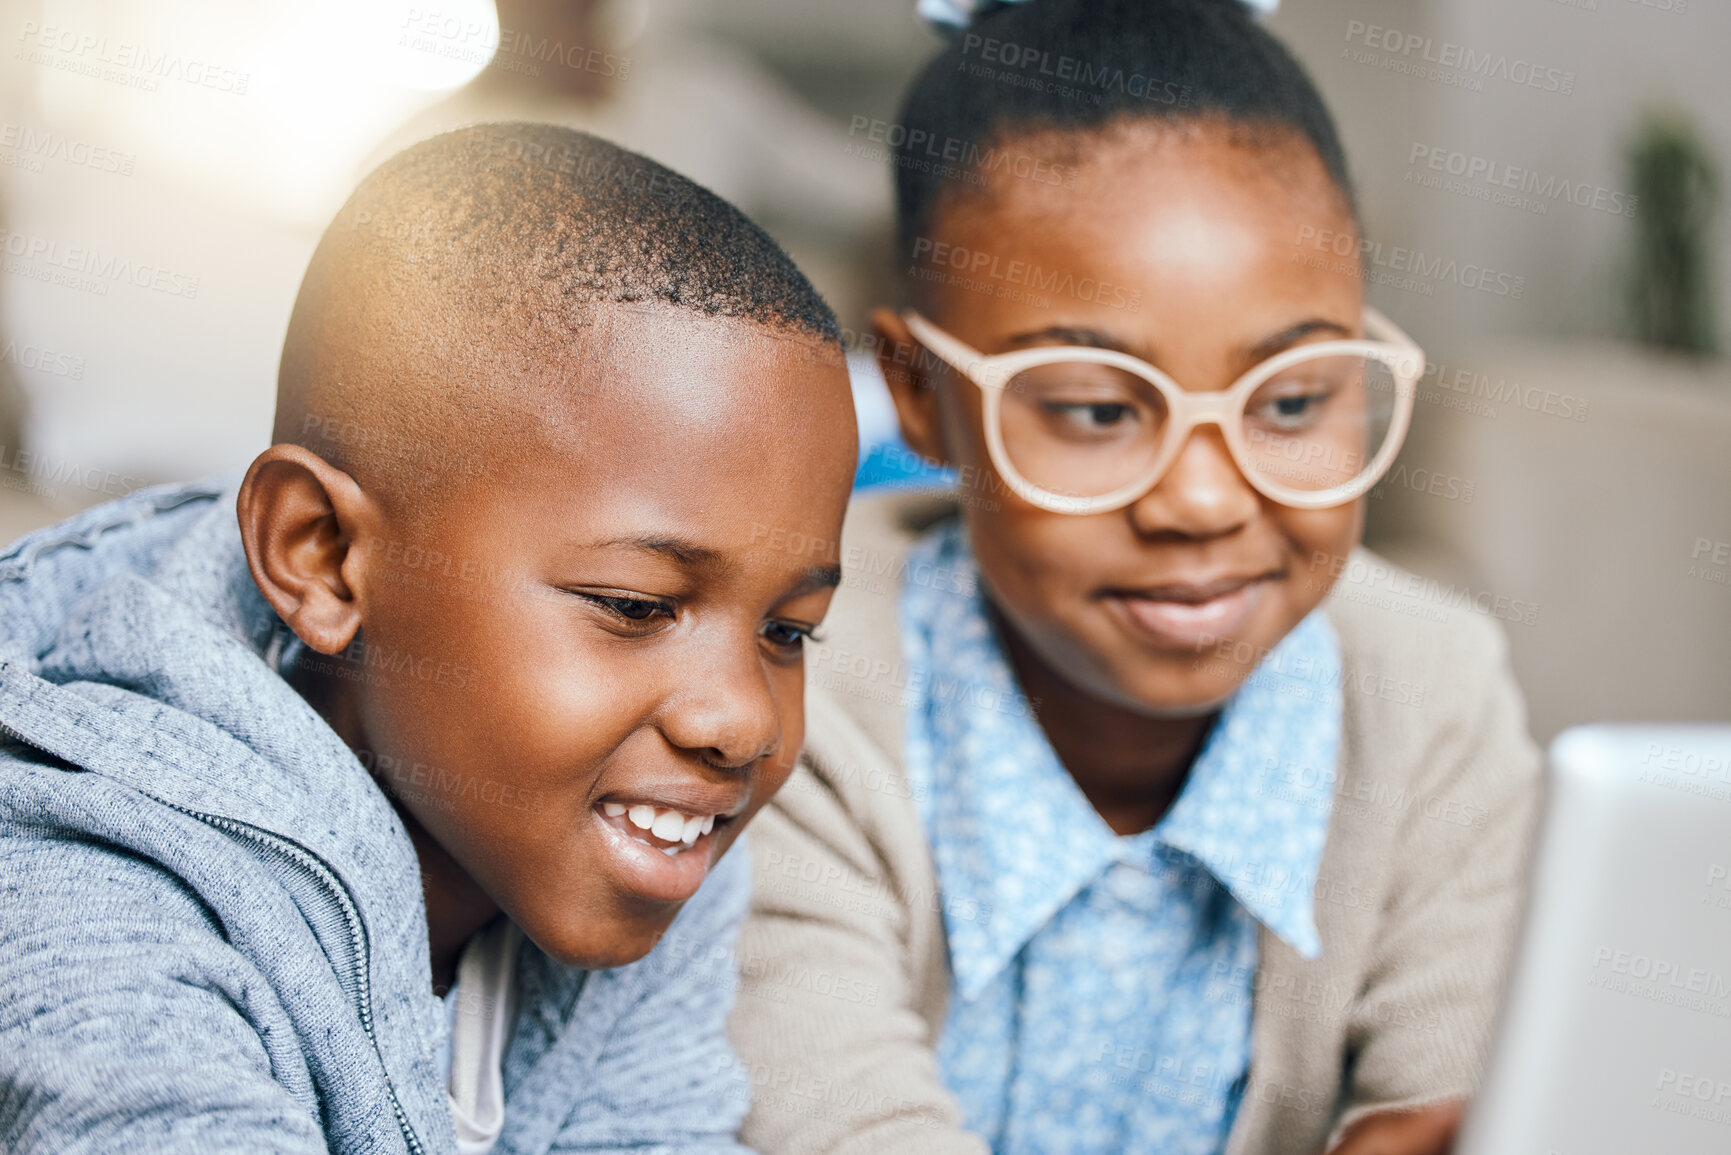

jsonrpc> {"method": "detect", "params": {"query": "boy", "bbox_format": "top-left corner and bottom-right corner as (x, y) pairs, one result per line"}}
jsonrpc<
(0, 123), (856, 1152)
(728, 3), (1539, 1154)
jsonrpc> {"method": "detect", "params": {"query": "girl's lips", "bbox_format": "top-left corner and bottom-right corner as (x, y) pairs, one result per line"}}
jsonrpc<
(1109, 579), (1267, 649)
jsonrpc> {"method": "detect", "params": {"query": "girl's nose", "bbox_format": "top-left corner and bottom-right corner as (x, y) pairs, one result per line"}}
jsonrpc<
(1126, 424), (1260, 540)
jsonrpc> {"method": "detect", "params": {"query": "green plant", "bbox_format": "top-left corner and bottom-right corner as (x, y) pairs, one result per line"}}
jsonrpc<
(1625, 110), (1719, 355)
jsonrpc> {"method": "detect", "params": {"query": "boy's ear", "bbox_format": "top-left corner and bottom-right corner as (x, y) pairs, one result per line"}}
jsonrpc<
(871, 307), (952, 469)
(236, 444), (376, 656)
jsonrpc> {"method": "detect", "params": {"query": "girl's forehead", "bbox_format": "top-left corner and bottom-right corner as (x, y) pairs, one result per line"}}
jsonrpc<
(912, 129), (1362, 367)
(926, 132), (1355, 292)
(986, 120), (1347, 222)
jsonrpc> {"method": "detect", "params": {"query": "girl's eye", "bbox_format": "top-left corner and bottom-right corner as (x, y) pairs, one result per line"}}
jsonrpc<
(761, 620), (816, 651)
(1044, 401), (1136, 431)
(1255, 392), (1331, 429)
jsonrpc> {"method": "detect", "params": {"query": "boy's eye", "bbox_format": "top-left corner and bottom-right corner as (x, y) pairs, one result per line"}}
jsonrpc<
(760, 620), (816, 651)
(572, 591), (674, 624)
(605, 597), (664, 621)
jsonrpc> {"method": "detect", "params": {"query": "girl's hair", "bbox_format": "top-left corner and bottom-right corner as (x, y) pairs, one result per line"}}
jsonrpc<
(893, 0), (1355, 257)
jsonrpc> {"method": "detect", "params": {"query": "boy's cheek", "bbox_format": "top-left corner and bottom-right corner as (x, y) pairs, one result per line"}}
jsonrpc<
(737, 733), (804, 834)
(755, 662), (807, 792)
(752, 755), (801, 814)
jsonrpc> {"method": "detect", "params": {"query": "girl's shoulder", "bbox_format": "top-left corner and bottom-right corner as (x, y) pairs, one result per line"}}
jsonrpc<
(1321, 545), (1526, 732)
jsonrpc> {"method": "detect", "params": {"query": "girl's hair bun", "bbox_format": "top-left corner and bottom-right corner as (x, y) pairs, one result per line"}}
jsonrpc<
(918, 0), (1279, 33)
(893, 0), (1353, 259)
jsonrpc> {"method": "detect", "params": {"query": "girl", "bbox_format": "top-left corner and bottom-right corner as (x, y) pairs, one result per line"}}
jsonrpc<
(729, 3), (1538, 1154)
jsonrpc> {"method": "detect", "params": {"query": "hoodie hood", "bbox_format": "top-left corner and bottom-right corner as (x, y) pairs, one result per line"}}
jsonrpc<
(0, 479), (452, 1151)
(4, 480), (412, 887)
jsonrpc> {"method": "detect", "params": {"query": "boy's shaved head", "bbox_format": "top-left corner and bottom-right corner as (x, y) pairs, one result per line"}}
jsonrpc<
(276, 123), (841, 507)
(245, 122), (857, 974)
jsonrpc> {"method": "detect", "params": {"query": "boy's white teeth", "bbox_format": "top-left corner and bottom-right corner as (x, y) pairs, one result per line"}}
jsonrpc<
(607, 802), (719, 847)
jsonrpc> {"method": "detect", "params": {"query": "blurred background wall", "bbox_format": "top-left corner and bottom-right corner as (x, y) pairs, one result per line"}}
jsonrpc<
(1, 0), (1726, 740)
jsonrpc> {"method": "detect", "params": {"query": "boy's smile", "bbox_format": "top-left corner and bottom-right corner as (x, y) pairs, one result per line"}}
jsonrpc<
(245, 304), (856, 977)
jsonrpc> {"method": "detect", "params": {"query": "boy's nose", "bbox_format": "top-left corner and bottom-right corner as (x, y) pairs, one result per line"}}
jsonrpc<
(659, 645), (783, 771)
(1127, 426), (1260, 539)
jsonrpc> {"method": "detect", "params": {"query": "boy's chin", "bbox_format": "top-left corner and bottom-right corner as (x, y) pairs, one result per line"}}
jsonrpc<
(524, 908), (683, 971)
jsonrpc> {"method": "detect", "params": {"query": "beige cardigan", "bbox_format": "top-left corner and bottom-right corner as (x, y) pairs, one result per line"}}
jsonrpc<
(730, 492), (1541, 1155)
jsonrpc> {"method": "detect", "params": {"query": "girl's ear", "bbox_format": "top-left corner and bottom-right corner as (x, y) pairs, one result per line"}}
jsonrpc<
(236, 444), (377, 655)
(871, 307), (952, 469)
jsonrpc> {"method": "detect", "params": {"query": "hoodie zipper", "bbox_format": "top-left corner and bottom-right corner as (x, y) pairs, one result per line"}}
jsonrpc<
(168, 805), (427, 1155)
(0, 721), (426, 1155)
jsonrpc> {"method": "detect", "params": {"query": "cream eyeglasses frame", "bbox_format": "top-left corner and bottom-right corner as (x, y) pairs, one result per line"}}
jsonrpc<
(901, 308), (1426, 515)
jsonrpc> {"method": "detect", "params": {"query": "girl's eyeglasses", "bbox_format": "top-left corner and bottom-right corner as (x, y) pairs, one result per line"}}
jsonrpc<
(902, 309), (1426, 515)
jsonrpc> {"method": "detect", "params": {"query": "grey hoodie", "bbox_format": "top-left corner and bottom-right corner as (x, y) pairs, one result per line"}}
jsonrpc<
(0, 480), (753, 1154)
